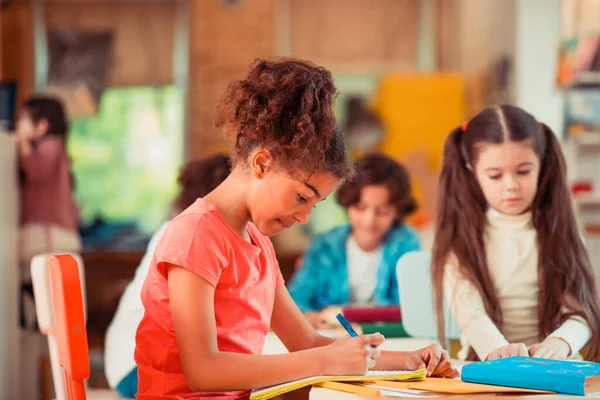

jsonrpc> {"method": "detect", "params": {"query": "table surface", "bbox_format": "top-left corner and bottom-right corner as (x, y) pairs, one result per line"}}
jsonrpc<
(263, 333), (600, 399)
(308, 387), (600, 399)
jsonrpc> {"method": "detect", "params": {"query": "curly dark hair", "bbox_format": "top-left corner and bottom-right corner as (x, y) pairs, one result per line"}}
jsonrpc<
(336, 153), (418, 224)
(22, 95), (69, 138)
(214, 57), (352, 179)
(172, 154), (231, 212)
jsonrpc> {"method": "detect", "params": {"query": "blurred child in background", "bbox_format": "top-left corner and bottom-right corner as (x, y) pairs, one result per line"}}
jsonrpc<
(16, 95), (80, 327)
(289, 153), (420, 328)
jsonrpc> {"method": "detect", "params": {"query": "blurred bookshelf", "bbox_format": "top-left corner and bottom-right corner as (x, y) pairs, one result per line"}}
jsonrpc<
(560, 0), (600, 288)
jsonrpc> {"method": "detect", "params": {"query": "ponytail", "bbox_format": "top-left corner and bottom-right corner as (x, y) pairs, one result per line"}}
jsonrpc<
(434, 106), (600, 361)
(432, 126), (500, 357)
(534, 123), (600, 360)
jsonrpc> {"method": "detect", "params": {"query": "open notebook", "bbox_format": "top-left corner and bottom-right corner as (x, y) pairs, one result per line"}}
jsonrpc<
(250, 369), (426, 400)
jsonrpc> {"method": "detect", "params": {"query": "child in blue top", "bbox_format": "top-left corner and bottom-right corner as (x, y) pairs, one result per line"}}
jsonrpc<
(289, 153), (420, 327)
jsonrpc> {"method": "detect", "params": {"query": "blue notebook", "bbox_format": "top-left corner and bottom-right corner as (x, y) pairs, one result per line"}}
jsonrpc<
(462, 356), (600, 396)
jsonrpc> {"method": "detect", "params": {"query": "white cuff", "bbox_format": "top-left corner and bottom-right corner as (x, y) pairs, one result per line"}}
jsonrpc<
(461, 316), (510, 360)
(548, 317), (591, 357)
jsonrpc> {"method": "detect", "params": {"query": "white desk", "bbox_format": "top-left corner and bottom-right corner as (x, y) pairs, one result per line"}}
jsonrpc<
(0, 133), (19, 399)
(309, 388), (600, 399)
(262, 332), (437, 399)
(262, 334), (600, 399)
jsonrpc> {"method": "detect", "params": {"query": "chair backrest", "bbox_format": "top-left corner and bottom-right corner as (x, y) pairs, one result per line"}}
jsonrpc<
(31, 253), (86, 400)
(396, 251), (461, 345)
(48, 254), (90, 400)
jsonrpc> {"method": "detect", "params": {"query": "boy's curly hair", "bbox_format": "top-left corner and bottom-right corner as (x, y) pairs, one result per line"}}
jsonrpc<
(336, 153), (418, 225)
(215, 57), (352, 179)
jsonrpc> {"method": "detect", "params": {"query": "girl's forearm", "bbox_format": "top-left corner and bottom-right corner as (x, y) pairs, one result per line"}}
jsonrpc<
(186, 347), (323, 392)
(302, 333), (336, 350)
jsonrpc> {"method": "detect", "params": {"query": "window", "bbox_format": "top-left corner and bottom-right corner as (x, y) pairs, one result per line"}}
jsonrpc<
(68, 85), (184, 250)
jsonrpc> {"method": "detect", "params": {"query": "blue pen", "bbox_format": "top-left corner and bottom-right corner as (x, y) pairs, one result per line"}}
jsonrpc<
(336, 313), (358, 337)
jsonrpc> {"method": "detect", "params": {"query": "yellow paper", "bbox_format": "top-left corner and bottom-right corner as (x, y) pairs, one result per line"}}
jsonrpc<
(316, 381), (381, 397)
(250, 369), (426, 400)
(373, 377), (552, 394)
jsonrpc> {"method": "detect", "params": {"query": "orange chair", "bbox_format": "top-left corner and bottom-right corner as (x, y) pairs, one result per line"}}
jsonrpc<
(31, 252), (87, 400)
(47, 254), (123, 400)
(49, 255), (89, 400)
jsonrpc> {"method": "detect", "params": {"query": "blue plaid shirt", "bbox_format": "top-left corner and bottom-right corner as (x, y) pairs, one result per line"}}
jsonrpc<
(288, 223), (420, 312)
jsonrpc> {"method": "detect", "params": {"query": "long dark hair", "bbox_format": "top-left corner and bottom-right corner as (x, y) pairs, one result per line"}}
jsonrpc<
(22, 96), (69, 138)
(432, 105), (600, 360)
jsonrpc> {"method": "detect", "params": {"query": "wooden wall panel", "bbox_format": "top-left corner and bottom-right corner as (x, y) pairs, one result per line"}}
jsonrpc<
(45, 2), (175, 86)
(288, 0), (419, 72)
(435, 0), (458, 70)
(188, 0), (276, 159)
(0, 3), (34, 110)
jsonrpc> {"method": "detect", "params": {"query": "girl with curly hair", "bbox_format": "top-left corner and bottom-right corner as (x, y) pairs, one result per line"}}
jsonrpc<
(134, 58), (457, 399)
(105, 154), (231, 398)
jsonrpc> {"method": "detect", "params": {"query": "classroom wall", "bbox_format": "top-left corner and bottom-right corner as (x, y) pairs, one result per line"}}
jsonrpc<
(285, 0), (419, 72)
(514, 0), (564, 136)
(1, 1), (177, 117)
(3, 0), (523, 158)
(44, 1), (176, 87)
(186, 0), (425, 160)
(0, 3), (34, 109)
(455, 0), (516, 115)
(187, 0), (276, 159)
(456, 0), (516, 76)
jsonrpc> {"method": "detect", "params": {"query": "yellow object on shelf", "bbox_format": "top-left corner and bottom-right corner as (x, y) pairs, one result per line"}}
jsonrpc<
(371, 73), (466, 225)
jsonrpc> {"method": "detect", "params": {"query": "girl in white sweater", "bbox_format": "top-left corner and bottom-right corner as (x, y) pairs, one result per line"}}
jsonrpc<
(432, 105), (600, 362)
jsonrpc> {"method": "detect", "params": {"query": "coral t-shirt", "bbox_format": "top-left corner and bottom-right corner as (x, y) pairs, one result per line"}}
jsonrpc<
(135, 199), (285, 399)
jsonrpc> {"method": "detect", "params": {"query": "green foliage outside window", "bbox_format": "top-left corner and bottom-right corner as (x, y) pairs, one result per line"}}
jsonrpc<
(68, 86), (184, 243)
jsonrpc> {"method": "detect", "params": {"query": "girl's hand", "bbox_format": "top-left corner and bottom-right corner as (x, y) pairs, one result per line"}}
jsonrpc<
(333, 323), (362, 337)
(528, 337), (571, 359)
(304, 306), (343, 329)
(486, 343), (528, 360)
(304, 311), (329, 329)
(319, 333), (385, 376)
(402, 344), (459, 378)
(319, 305), (343, 326)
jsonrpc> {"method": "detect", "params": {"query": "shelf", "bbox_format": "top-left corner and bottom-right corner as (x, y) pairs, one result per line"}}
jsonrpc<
(575, 193), (600, 206)
(568, 132), (600, 147)
(575, 71), (600, 85)
(585, 224), (600, 235)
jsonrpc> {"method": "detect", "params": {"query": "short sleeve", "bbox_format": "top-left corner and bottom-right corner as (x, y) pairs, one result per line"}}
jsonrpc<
(154, 212), (229, 287)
